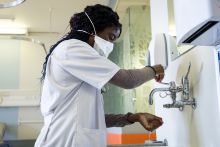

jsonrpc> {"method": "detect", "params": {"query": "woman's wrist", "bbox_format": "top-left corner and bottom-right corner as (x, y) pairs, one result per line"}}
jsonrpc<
(146, 66), (157, 76)
(146, 65), (164, 77)
(126, 112), (139, 123)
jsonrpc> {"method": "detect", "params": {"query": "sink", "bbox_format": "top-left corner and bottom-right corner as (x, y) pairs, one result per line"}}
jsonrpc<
(108, 139), (168, 147)
(108, 145), (164, 147)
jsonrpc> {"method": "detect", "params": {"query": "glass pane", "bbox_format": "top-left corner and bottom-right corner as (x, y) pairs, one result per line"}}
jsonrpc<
(104, 5), (154, 114)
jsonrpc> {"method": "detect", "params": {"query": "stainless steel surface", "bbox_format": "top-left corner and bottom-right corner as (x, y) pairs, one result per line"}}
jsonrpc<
(181, 63), (191, 100)
(149, 87), (170, 105)
(163, 98), (196, 109)
(149, 81), (182, 105)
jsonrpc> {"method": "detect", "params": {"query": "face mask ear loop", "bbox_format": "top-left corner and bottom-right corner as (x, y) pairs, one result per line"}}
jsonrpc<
(84, 12), (97, 35)
(76, 30), (94, 36)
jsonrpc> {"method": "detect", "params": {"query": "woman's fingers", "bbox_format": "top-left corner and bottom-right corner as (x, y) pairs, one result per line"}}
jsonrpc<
(153, 64), (165, 83)
(139, 113), (164, 132)
(149, 118), (163, 131)
(155, 73), (164, 82)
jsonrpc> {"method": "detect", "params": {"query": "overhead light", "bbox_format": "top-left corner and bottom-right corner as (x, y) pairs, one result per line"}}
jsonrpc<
(0, 18), (27, 34)
(0, 0), (25, 8)
(0, 27), (27, 34)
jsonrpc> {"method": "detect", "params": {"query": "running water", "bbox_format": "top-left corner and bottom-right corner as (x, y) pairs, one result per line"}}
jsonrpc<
(144, 131), (153, 144)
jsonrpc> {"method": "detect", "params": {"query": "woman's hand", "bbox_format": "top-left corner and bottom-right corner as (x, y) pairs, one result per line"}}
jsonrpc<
(152, 64), (164, 83)
(128, 113), (163, 132)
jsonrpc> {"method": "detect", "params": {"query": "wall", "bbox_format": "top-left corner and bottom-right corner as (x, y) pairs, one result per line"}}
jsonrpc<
(155, 46), (220, 147)
(150, 0), (169, 36)
(0, 38), (48, 140)
(0, 39), (20, 89)
(150, 0), (220, 146)
(0, 31), (61, 140)
(28, 33), (61, 52)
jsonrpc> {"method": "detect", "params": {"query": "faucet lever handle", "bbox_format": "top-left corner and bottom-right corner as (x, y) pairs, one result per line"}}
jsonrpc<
(181, 76), (184, 85)
(159, 92), (169, 98)
(185, 63), (191, 78)
(159, 82), (169, 85)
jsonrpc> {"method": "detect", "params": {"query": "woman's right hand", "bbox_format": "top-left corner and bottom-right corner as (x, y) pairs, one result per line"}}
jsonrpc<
(152, 64), (164, 83)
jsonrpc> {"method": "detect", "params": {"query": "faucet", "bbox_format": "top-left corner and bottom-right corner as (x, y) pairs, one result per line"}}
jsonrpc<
(149, 81), (182, 105)
(149, 63), (196, 111)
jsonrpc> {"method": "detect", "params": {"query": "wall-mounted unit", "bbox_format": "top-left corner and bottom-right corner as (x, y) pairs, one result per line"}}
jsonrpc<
(174, 0), (220, 46)
(146, 33), (178, 69)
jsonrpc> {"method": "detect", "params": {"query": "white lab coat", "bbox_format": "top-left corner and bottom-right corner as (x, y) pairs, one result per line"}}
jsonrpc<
(34, 39), (120, 147)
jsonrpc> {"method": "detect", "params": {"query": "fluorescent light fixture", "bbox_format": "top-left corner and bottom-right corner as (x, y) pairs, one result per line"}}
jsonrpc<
(0, 27), (27, 34)
(0, 18), (27, 34)
(0, 0), (25, 8)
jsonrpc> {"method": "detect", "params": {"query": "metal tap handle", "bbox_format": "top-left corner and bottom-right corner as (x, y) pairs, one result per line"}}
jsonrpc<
(159, 82), (170, 85)
(159, 92), (170, 98)
(185, 63), (191, 78)
(159, 81), (176, 87)
(182, 76), (184, 85)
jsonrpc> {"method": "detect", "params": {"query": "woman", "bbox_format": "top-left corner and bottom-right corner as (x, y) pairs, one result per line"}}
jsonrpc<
(35, 4), (164, 147)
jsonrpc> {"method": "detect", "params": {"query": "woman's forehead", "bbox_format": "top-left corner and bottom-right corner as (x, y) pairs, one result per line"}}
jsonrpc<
(104, 27), (120, 37)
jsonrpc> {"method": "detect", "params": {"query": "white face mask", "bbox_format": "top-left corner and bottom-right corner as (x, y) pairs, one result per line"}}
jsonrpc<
(77, 12), (114, 58)
(94, 36), (114, 57)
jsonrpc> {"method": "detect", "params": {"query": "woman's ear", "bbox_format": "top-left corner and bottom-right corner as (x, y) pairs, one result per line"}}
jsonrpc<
(88, 35), (95, 47)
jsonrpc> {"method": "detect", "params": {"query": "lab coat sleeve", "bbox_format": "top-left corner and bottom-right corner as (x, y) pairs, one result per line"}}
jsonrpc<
(52, 41), (120, 89)
(105, 113), (134, 127)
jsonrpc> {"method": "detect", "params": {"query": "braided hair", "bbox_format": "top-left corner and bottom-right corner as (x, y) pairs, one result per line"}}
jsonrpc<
(41, 4), (122, 81)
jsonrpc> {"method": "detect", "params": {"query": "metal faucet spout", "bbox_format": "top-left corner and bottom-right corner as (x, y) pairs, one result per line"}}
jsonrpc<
(148, 64), (196, 111)
(149, 87), (170, 105)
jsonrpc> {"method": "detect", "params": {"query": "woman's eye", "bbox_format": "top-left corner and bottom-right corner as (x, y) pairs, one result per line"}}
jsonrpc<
(110, 35), (116, 41)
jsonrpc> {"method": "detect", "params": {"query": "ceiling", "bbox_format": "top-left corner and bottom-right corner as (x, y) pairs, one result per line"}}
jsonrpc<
(0, 0), (109, 33)
(116, 0), (150, 18)
(0, 0), (150, 34)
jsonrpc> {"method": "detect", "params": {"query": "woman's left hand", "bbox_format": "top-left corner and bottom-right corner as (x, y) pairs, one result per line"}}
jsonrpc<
(128, 113), (163, 132)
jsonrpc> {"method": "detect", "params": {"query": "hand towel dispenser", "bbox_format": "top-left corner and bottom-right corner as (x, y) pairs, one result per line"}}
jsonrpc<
(174, 0), (220, 46)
